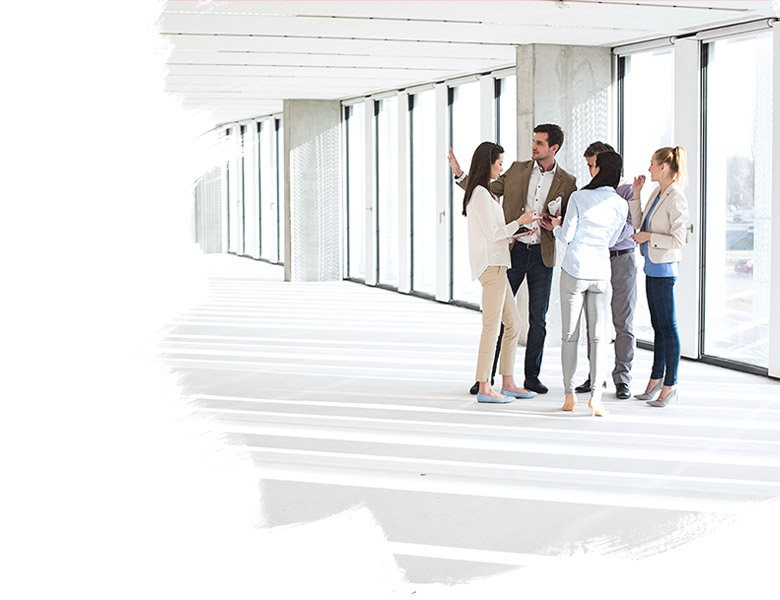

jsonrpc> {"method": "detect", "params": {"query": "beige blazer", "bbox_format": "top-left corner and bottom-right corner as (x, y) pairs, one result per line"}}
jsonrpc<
(459, 160), (577, 268)
(629, 183), (689, 264)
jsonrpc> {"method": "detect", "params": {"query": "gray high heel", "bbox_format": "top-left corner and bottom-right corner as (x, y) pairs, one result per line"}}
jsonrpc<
(634, 380), (663, 401)
(647, 388), (679, 407)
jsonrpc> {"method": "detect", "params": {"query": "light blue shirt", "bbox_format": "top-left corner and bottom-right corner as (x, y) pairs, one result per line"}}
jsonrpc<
(553, 186), (628, 280)
(642, 195), (678, 278)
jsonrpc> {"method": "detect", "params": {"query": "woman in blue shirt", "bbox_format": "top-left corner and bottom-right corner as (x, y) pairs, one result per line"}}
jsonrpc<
(545, 151), (627, 417)
(629, 147), (689, 407)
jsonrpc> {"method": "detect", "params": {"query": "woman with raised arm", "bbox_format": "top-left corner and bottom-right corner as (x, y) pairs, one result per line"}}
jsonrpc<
(630, 146), (689, 407)
(463, 142), (542, 403)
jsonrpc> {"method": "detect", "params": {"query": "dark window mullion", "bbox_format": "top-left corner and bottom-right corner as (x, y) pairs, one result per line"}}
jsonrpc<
(447, 86), (454, 301)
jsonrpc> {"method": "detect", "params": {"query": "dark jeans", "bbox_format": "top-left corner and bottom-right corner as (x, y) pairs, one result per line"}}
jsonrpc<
(490, 243), (553, 382)
(646, 275), (679, 386)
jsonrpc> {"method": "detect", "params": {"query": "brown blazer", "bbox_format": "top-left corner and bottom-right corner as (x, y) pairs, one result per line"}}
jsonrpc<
(460, 160), (577, 268)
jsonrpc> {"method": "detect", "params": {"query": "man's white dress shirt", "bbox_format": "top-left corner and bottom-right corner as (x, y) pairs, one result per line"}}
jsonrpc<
(523, 162), (557, 246)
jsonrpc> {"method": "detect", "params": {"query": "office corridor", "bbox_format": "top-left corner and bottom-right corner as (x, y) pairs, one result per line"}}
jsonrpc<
(159, 254), (780, 586)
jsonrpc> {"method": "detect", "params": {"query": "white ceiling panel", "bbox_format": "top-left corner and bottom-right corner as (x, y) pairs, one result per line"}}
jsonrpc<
(161, 0), (779, 124)
(167, 49), (490, 70)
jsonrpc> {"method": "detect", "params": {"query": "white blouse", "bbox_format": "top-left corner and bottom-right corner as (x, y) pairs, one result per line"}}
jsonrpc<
(466, 185), (518, 280)
(552, 186), (628, 280)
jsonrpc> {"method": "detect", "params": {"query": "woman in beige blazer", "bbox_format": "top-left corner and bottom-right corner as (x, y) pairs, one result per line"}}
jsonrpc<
(629, 147), (689, 407)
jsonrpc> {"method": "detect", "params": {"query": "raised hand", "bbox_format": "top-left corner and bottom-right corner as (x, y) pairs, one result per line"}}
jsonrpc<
(448, 147), (463, 177)
(632, 175), (646, 198)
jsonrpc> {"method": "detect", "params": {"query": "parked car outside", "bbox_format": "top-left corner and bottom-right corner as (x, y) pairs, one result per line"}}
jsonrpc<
(734, 258), (753, 274)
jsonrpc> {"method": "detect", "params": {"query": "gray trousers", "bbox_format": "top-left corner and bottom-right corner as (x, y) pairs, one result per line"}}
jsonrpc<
(609, 251), (637, 385)
(560, 270), (611, 400)
(583, 251), (638, 386)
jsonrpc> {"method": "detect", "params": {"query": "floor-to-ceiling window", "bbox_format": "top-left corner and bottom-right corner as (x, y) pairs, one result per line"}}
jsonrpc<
(702, 31), (773, 368)
(497, 75), (517, 165)
(450, 81), (482, 306)
(226, 126), (243, 255)
(376, 96), (399, 288)
(619, 47), (675, 342)
(410, 90), (437, 297)
(239, 124), (247, 255)
(276, 118), (285, 265)
(345, 103), (366, 280)
(259, 119), (278, 262)
(240, 121), (260, 260)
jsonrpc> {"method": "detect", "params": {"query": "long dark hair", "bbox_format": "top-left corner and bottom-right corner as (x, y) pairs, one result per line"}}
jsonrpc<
(581, 150), (622, 191)
(463, 141), (504, 216)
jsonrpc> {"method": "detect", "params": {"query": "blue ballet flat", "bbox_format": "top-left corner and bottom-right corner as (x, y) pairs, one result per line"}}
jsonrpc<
(477, 393), (514, 404)
(500, 389), (537, 398)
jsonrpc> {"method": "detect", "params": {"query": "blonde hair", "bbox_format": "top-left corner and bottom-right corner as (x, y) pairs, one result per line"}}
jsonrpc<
(653, 146), (688, 187)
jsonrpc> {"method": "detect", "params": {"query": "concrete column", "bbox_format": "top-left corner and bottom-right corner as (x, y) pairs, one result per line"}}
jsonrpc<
(514, 44), (612, 351)
(283, 99), (342, 282)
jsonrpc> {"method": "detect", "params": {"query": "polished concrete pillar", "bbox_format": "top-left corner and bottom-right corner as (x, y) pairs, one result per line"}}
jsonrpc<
(283, 99), (342, 282)
(514, 44), (612, 352)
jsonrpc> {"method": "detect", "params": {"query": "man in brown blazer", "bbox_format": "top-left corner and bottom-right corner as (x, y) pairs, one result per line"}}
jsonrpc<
(449, 123), (577, 394)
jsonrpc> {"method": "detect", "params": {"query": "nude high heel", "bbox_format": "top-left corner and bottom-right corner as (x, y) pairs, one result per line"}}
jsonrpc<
(588, 396), (608, 417)
(634, 380), (663, 401)
(561, 393), (577, 412)
(647, 387), (679, 408)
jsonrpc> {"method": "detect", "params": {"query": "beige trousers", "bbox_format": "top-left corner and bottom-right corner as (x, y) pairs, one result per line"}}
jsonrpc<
(475, 266), (520, 382)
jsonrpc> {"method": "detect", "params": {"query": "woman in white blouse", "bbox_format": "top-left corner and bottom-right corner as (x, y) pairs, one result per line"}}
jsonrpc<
(464, 142), (541, 403)
(543, 151), (628, 416)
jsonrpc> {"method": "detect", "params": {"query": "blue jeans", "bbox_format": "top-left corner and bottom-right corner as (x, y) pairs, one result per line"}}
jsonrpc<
(490, 243), (553, 381)
(646, 276), (679, 386)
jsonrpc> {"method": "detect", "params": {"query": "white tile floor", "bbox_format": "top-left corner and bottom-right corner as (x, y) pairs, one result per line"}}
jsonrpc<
(160, 254), (780, 585)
